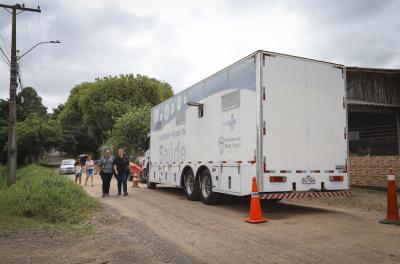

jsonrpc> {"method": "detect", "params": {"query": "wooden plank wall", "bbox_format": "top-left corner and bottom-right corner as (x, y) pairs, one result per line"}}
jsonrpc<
(346, 69), (400, 106)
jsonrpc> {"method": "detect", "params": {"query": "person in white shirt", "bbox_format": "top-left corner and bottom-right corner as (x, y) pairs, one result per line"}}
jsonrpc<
(84, 154), (95, 187)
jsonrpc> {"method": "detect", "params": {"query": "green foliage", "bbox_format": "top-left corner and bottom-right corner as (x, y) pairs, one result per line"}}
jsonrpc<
(58, 74), (173, 155)
(17, 87), (48, 120)
(0, 165), (5, 190)
(0, 100), (9, 164)
(0, 165), (98, 224)
(51, 103), (65, 119)
(112, 105), (151, 157)
(17, 114), (64, 164)
(0, 87), (53, 165)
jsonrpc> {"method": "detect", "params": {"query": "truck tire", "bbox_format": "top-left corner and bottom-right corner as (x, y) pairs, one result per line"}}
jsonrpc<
(183, 170), (200, 201)
(199, 170), (220, 205)
(140, 171), (147, 183)
(147, 181), (157, 189)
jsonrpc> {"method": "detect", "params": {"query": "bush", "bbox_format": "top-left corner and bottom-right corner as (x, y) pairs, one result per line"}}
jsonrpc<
(0, 165), (99, 224)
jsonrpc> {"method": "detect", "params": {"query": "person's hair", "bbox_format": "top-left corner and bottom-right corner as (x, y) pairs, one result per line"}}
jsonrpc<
(104, 148), (111, 153)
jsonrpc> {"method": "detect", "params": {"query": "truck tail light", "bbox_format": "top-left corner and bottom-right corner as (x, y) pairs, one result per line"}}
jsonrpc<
(270, 176), (287, 183)
(329, 176), (344, 182)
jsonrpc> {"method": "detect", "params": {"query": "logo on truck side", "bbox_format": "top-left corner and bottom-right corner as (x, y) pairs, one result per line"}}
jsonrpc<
(301, 175), (316, 184)
(218, 137), (225, 154)
(223, 114), (237, 131)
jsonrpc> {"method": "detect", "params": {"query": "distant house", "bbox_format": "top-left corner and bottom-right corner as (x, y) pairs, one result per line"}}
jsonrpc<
(346, 67), (400, 188)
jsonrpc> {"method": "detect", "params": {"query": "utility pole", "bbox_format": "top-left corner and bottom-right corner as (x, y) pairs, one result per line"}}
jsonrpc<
(0, 3), (41, 186)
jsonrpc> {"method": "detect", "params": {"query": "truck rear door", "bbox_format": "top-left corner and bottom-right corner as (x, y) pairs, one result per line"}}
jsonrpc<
(262, 54), (348, 192)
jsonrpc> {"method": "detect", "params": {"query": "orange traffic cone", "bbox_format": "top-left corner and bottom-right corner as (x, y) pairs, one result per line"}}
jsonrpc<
(245, 176), (268, 224)
(379, 170), (400, 225)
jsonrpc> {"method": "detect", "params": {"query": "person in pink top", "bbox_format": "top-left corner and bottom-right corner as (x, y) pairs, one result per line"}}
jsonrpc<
(130, 159), (143, 187)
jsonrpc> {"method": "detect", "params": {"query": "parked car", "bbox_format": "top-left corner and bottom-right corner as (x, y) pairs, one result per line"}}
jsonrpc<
(59, 159), (76, 174)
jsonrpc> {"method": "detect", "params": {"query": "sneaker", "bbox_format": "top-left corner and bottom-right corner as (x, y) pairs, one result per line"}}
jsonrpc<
(124, 193), (128, 196)
(118, 193), (121, 196)
(102, 194), (109, 198)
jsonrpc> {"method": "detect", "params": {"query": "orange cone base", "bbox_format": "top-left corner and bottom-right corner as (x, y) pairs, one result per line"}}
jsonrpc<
(245, 217), (268, 224)
(379, 219), (400, 226)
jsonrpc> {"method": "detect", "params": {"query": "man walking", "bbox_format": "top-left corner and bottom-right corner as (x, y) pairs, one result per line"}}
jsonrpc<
(113, 148), (130, 196)
(97, 148), (114, 197)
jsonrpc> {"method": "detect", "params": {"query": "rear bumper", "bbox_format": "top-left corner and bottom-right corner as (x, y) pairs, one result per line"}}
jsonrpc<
(259, 190), (351, 199)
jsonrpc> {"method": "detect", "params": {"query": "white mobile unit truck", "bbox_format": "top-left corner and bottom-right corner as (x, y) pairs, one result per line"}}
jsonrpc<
(148, 50), (350, 204)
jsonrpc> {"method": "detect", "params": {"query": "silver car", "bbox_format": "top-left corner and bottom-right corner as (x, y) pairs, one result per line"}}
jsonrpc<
(59, 159), (76, 174)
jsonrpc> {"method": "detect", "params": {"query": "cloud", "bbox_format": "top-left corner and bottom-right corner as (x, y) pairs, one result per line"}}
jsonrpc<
(0, 0), (398, 111)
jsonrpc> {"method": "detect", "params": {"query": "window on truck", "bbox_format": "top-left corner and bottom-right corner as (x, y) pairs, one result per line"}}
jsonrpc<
(221, 90), (240, 111)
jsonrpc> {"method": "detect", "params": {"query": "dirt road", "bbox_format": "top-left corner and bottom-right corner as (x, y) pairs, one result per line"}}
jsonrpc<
(79, 175), (400, 264)
(2, 173), (400, 264)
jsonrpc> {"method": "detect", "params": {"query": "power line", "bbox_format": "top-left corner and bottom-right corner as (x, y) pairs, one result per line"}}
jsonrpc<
(0, 45), (10, 65)
(38, 0), (44, 67)
(0, 19), (11, 55)
(20, 64), (111, 76)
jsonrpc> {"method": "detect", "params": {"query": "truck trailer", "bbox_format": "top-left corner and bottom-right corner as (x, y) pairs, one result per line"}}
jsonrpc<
(147, 50), (351, 204)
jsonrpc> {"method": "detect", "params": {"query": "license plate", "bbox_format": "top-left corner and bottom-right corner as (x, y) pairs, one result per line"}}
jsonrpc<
(301, 175), (316, 184)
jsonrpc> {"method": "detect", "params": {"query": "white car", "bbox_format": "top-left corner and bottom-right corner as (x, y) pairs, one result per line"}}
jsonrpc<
(59, 159), (76, 174)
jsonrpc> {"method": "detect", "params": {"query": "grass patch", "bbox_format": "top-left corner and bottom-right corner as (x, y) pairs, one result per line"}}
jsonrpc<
(0, 164), (99, 233)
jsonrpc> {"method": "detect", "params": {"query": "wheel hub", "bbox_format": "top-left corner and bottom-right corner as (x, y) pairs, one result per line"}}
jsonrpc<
(201, 176), (211, 198)
(185, 174), (194, 194)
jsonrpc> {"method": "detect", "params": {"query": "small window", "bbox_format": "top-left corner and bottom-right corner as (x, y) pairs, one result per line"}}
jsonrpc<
(176, 111), (186, 125)
(222, 90), (240, 111)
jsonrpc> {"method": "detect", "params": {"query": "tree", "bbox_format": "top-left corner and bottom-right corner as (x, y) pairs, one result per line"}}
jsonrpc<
(58, 74), (173, 156)
(112, 105), (151, 157)
(52, 103), (65, 119)
(17, 87), (48, 120)
(0, 99), (8, 164)
(0, 87), (49, 164)
(17, 114), (63, 164)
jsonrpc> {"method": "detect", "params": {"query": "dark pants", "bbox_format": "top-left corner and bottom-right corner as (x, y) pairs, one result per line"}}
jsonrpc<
(117, 171), (128, 194)
(101, 172), (113, 195)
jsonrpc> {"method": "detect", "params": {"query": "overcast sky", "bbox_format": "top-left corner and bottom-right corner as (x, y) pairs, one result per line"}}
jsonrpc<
(0, 0), (399, 111)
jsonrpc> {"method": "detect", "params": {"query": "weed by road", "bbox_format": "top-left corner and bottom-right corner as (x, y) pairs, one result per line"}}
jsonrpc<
(0, 165), (99, 231)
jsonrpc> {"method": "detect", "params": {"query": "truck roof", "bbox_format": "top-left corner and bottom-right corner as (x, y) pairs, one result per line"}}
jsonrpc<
(164, 50), (344, 103)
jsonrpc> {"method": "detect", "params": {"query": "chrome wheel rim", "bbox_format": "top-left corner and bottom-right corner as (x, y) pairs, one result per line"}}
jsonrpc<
(185, 174), (194, 194)
(201, 175), (211, 198)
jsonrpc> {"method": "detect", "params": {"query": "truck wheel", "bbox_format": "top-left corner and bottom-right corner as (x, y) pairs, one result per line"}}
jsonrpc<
(183, 170), (200, 201)
(147, 181), (157, 189)
(140, 171), (147, 183)
(200, 170), (220, 205)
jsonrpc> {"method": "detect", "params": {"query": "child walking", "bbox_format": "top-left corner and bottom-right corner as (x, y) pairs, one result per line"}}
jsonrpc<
(74, 159), (82, 185)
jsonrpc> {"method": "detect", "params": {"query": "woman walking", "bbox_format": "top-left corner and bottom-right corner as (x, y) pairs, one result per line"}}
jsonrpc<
(84, 154), (95, 187)
(113, 148), (130, 196)
(97, 148), (114, 197)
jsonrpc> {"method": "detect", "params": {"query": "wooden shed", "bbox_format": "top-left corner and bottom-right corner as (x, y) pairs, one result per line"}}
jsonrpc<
(346, 67), (400, 188)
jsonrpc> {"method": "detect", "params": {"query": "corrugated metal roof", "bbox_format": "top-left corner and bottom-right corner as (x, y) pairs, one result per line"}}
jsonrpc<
(347, 99), (400, 108)
(347, 66), (400, 73)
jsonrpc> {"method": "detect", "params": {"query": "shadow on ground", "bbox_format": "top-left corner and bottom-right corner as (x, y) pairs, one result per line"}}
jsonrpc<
(149, 185), (339, 220)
